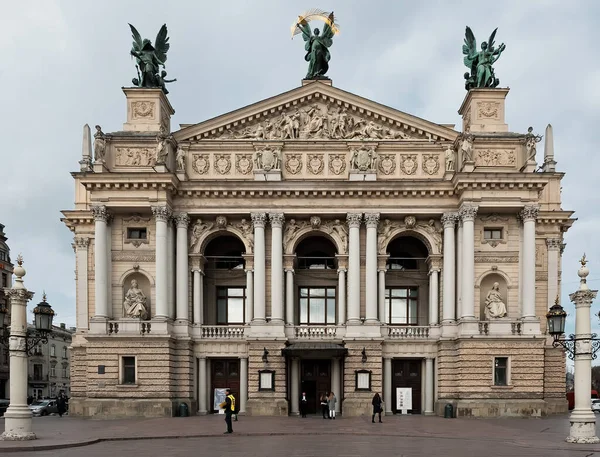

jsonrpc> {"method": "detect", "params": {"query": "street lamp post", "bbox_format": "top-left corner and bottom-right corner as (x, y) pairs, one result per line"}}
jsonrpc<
(547, 255), (600, 444)
(0, 255), (54, 441)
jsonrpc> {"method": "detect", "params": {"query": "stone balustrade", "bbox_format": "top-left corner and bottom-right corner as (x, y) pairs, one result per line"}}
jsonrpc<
(200, 325), (245, 339)
(388, 326), (430, 339)
(294, 325), (338, 339)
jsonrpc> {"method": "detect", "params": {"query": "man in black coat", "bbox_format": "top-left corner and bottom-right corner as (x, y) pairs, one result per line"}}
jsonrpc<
(300, 392), (308, 418)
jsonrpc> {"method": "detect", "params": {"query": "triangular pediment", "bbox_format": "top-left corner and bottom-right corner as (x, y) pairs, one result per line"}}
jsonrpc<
(173, 81), (458, 143)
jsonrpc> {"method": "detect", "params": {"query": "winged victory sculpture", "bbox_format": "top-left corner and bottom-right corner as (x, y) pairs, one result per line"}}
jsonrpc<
(291, 10), (340, 80)
(129, 23), (176, 92)
(462, 26), (506, 90)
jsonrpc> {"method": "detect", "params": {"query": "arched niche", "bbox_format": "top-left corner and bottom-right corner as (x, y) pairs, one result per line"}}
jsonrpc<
(286, 225), (345, 256)
(194, 227), (252, 256)
(295, 235), (338, 269)
(386, 235), (429, 271)
(382, 227), (440, 256)
(204, 235), (246, 270)
(121, 271), (153, 319)
(479, 272), (509, 320)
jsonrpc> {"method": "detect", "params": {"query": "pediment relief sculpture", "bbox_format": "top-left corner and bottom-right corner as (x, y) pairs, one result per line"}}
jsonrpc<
(206, 102), (421, 142)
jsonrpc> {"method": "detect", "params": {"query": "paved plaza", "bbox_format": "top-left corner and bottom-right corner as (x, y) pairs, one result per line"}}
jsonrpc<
(2, 414), (600, 456)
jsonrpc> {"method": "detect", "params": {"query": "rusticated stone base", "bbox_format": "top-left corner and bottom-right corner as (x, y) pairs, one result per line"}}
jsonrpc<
(434, 399), (565, 418)
(246, 398), (288, 416)
(342, 398), (372, 417)
(1, 432), (36, 441)
(68, 398), (192, 418)
(566, 421), (600, 443)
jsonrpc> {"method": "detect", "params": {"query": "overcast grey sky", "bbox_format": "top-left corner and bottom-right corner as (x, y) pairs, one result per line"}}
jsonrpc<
(1, 1), (598, 336)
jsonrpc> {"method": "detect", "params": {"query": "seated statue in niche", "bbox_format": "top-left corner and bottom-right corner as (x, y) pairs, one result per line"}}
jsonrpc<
(485, 282), (507, 319)
(123, 279), (149, 320)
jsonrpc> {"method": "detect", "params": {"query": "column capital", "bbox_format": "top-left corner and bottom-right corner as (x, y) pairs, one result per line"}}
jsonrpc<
(91, 205), (109, 222)
(73, 236), (90, 249)
(269, 213), (285, 228)
(441, 212), (458, 228)
(346, 213), (362, 228)
(284, 254), (296, 270)
(458, 204), (478, 222)
(151, 205), (173, 222)
(377, 254), (389, 271)
(546, 238), (562, 250)
(364, 213), (380, 228)
(520, 204), (540, 222)
(251, 212), (267, 228)
(175, 212), (190, 228)
(427, 255), (442, 271)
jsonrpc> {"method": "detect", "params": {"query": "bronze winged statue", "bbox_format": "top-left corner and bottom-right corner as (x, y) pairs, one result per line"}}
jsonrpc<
(129, 24), (175, 92)
(292, 10), (338, 80)
(462, 26), (506, 90)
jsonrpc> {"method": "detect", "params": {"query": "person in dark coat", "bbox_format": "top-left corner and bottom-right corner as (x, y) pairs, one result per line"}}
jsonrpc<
(57, 393), (67, 418)
(372, 392), (383, 423)
(300, 392), (308, 418)
(320, 392), (329, 419)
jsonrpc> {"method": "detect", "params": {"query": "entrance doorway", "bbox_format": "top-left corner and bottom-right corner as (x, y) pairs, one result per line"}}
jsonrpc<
(210, 359), (240, 413)
(392, 359), (422, 414)
(300, 359), (331, 414)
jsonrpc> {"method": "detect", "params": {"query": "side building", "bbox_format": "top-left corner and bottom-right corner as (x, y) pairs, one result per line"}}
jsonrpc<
(0, 223), (14, 399)
(62, 79), (573, 418)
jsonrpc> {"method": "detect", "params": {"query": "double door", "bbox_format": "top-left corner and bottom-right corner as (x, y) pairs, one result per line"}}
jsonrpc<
(300, 360), (331, 414)
(392, 359), (422, 414)
(210, 359), (240, 412)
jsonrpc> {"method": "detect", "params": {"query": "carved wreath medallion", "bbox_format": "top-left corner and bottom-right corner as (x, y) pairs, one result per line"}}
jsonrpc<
(328, 154), (346, 175)
(192, 153), (210, 174)
(214, 154), (232, 175)
(132, 101), (155, 119)
(285, 153), (303, 174)
(236, 154), (253, 175)
(308, 154), (325, 175)
(399, 154), (418, 175)
(422, 154), (440, 175)
(378, 154), (396, 175)
(477, 101), (500, 119)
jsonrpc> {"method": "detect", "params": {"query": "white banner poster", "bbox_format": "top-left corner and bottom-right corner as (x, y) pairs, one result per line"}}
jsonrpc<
(396, 387), (412, 413)
(214, 388), (228, 414)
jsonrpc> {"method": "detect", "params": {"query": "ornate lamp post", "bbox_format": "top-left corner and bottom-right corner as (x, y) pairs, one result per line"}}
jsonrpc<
(0, 255), (54, 441)
(546, 255), (600, 444)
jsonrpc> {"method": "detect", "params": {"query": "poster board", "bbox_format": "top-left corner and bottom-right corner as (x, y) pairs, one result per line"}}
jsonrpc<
(214, 388), (228, 414)
(396, 387), (412, 414)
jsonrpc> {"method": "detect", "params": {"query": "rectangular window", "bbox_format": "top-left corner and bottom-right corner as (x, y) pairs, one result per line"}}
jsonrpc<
(50, 345), (56, 357)
(217, 287), (246, 324)
(1, 273), (7, 288)
(494, 357), (508, 386)
(33, 364), (43, 380)
(62, 367), (68, 378)
(62, 347), (68, 359)
(122, 356), (136, 385)
(484, 228), (503, 240)
(50, 366), (56, 378)
(385, 287), (418, 325)
(126, 227), (147, 240)
(299, 287), (336, 325)
(0, 252), (7, 262)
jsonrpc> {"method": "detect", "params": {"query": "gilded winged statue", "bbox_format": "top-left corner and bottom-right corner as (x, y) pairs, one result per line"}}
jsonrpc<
(462, 26), (506, 90)
(129, 23), (175, 92)
(292, 10), (339, 80)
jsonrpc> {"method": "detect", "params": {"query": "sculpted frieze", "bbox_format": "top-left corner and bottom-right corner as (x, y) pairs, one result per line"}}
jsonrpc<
(115, 147), (156, 167)
(209, 102), (419, 141)
(475, 149), (516, 167)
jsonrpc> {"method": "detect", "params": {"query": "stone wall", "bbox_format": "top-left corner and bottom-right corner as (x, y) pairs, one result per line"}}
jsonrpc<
(342, 342), (382, 417)
(246, 342), (288, 416)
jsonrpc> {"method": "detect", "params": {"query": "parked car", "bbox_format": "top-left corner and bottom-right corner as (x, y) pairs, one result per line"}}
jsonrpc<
(0, 399), (9, 416)
(28, 399), (58, 416)
(592, 399), (600, 413)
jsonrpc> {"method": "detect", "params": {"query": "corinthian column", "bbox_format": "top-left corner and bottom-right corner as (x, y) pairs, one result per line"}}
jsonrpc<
(152, 205), (172, 319)
(459, 204), (478, 320)
(365, 213), (380, 323)
(251, 213), (267, 323)
(74, 237), (90, 329)
(269, 213), (285, 324)
(91, 205), (109, 319)
(521, 204), (539, 319)
(176, 213), (190, 321)
(441, 212), (457, 323)
(346, 213), (362, 324)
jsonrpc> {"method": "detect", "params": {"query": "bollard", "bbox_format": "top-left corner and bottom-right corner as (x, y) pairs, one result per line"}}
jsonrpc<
(444, 403), (454, 418)
(179, 402), (189, 417)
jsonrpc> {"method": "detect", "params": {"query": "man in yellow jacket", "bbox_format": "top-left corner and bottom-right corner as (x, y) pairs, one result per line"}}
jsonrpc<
(220, 388), (235, 434)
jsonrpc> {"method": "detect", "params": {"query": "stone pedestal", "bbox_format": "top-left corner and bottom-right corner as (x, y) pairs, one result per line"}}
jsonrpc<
(123, 88), (175, 133)
(462, 161), (475, 172)
(458, 88), (509, 133)
(92, 162), (108, 173)
(254, 170), (281, 181)
(522, 159), (537, 173)
(349, 171), (376, 181)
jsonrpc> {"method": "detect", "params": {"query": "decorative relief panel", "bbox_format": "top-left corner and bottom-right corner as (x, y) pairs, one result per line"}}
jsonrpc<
(285, 153), (303, 175)
(112, 252), (156, 262)
(477, 101), (500, 120)
(422, 154), (440, 175)
(235, 153), (253, 175)
(328, 153), (346, 175)
(131, 101), (155, 120)
(475, 149), (516, 167)
(192, 153), (210, 174)
(307, 154), (325, 175)
(214, 154), (232, 175)
(378, 154), (396, 175)
(399, 154), (418, 175)
(115, 148), (156, 167)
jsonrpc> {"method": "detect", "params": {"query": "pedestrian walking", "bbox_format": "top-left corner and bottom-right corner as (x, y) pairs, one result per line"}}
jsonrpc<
(219, 388), (235, 433)
(300, 391), (308, 418)
(371, 392), (383, 423)
(320, 392), (329, 419)
(57, 392), (67, 418)
(328, 391), (337, 419)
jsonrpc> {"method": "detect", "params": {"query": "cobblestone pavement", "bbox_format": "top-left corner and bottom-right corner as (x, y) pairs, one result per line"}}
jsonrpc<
(2, 414), (600, 456)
